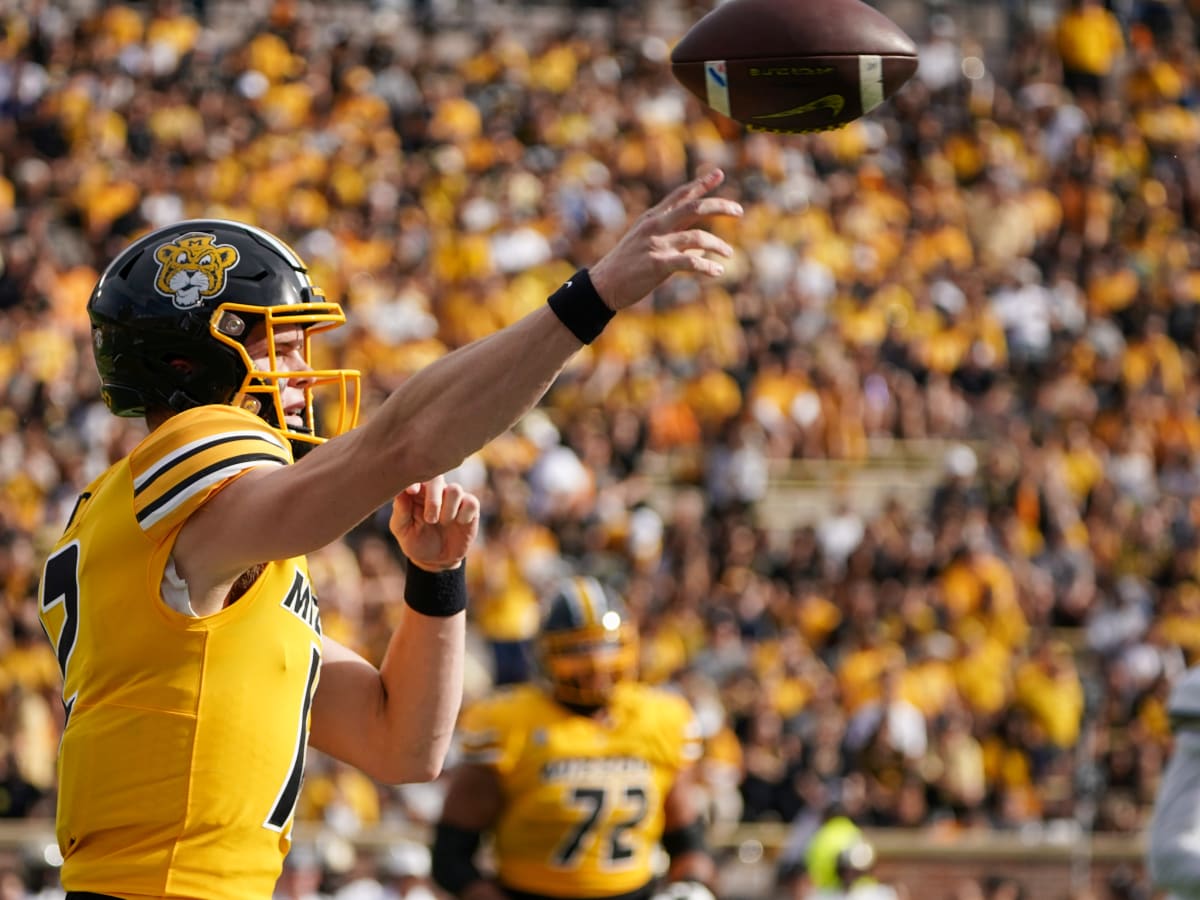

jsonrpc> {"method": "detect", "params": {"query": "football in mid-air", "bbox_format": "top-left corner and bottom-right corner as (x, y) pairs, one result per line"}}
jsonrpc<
(670, 0), (919, 134)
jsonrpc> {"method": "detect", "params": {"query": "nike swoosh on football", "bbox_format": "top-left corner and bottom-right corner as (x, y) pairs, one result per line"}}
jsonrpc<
(753, 94), (846, 121)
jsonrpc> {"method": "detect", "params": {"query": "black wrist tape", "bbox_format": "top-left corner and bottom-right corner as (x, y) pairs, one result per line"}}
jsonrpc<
(404, 559), (467, 617)
(662, 817), (709, 858)
(431, 823), (484, 894)
(547, 268), (614, 344)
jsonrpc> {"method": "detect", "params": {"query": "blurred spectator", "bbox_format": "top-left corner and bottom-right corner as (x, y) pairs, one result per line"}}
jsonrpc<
(275, 842), (331, 900)
(0, 2), (1194, 896)
(375, 842), (437, 900)
(1055, 0), (1126, 101)
(777, 814), (901, 900)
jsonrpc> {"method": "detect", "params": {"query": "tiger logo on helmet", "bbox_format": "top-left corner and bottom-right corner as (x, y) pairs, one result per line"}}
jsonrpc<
(536, 576), (639, 709)
(153, 233), (240, 309)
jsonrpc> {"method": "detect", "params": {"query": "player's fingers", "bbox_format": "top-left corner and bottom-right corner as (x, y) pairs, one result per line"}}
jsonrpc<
(662, 229), (735, 258)
(666, 196), (744, 229)
(438, 482), (465, 523)
(391, 493), (415, 531)
(456, 492), (481, 525)
(696, 196), (745, 219)
(422, 475), (445, 524)
(668, 250), (726, 278)
(655, 168), (726, 214)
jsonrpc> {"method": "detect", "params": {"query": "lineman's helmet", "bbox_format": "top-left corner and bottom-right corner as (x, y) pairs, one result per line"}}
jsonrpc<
(537, 576), (639, 708)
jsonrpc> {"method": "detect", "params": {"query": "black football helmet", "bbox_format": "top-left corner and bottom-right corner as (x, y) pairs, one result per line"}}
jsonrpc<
(87, 220), (359, 456)
(536, 576), (639, 709)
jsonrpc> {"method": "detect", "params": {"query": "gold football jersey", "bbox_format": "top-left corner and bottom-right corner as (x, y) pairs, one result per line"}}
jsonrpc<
(458, 682), (702, 898)
(38, 406), (323, 900)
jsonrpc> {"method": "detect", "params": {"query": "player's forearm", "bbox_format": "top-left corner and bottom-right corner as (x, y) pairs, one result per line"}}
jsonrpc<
(360, 306), (581, 489)
(668, 850), (717, 887)
(212, 307), (582, 569)
(373, 605), (466, 783)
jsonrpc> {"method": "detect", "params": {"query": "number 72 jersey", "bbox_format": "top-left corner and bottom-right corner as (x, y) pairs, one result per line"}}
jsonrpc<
(457, 682), (702, 898)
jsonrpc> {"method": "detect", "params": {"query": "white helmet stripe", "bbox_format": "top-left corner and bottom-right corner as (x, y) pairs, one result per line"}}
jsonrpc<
(251, 227), (307, 272)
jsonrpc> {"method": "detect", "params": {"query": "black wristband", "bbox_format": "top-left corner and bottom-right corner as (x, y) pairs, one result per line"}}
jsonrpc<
(404, 559), (467, 617)
(547, 268), (615, 344)
(662, 817), (709, 858)
(431, 823), (484, 895)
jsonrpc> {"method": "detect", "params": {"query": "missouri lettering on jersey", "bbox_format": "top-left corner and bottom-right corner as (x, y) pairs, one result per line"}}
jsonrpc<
(37, 405), (322, 900)
(458, 682), (702, 898)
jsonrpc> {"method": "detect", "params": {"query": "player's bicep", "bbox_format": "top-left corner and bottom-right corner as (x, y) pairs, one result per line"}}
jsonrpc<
(172, 452), (368, 584)
(308, 635), (388, 767)
(440, 762), (504, 831)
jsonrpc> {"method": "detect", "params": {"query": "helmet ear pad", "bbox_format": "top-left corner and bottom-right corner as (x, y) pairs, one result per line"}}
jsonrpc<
(158, 352), (247, 412)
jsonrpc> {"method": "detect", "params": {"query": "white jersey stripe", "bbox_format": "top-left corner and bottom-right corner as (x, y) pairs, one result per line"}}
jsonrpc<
(134, 430), (287, 491)
(138, 458), (285, 531)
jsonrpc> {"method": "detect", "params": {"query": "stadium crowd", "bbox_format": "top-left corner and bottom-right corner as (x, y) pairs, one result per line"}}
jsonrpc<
(2, 0), (1200, 895)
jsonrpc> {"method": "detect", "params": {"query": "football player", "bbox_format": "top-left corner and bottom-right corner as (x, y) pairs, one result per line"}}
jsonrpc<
(432, 576), (717, 900)
(37, 169), (741, 899)
(1148, 665), (1200, 899)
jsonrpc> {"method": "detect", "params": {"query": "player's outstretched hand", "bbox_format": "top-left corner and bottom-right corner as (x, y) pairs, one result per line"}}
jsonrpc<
(587, 168), (743, 311)
(389, 475), (481, 572)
